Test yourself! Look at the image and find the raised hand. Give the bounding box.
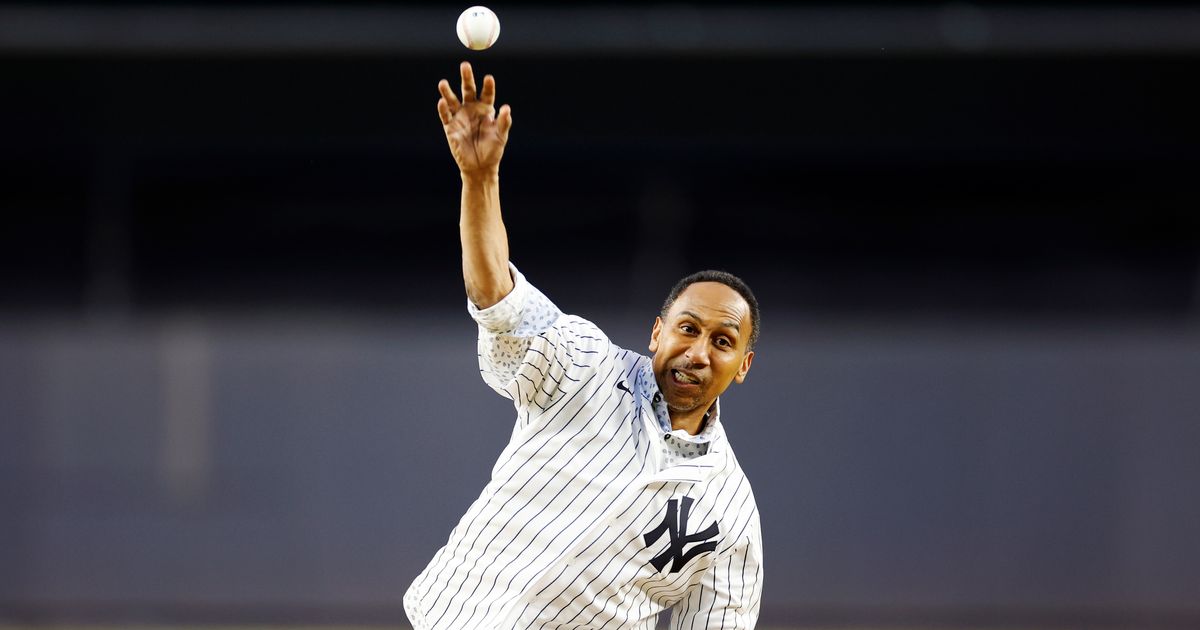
[437,61,513,177]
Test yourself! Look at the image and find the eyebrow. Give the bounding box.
[678,310,741,332]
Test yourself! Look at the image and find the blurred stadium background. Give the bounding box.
[2,1,1199,628]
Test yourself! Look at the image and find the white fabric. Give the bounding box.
[468,264,712,466]
[404,264,763,630]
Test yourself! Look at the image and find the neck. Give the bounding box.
[669,404,712,436]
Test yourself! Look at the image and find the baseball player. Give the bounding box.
[404,62,763,630]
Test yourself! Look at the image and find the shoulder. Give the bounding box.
[538,313,647,366]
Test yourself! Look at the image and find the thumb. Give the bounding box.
[496,104,513,142]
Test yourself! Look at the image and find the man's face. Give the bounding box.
[649,282,755,415]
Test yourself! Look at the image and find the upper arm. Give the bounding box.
[469,266,615,418]
[471,264,560,400]
[480,315,613,418]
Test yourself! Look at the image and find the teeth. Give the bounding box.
[673,369,699,384]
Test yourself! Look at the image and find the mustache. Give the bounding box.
[671,361,706,371]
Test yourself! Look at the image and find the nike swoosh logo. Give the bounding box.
[616,380,632,395]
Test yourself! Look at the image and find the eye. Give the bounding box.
[680,324,697,334]
[715,337,732,348]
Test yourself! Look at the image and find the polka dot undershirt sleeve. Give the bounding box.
[468,263,562,386]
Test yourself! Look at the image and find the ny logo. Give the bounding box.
[643,496,720,573]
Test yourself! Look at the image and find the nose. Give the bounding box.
[684,336,710,367]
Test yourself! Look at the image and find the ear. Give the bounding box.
[733,350,754,384]
[648,316,663,353]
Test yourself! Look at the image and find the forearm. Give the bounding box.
[460,170,513,309]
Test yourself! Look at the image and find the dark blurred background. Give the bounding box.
[2,1,1199,628]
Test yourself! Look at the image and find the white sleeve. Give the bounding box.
[670,531,763,630]
[468,261,609,412]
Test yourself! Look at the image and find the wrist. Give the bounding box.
[461,168,500,186]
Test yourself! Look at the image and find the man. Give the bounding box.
[404,62,763,630]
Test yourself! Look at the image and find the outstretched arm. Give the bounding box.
[437,61,514,309]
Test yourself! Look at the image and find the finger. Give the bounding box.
[460,61,477,102]
[437,79,460,112]
[496,104,512,142]
[437,98,452,125]
[480,74,496,106]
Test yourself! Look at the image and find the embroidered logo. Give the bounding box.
[643,496,720,573]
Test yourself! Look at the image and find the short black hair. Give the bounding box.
[660,270,761,351]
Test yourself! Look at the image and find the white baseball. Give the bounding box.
[457,6,501,51]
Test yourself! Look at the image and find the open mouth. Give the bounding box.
[671,368,701,386]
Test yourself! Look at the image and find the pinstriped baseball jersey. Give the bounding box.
[404,265,763,630]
